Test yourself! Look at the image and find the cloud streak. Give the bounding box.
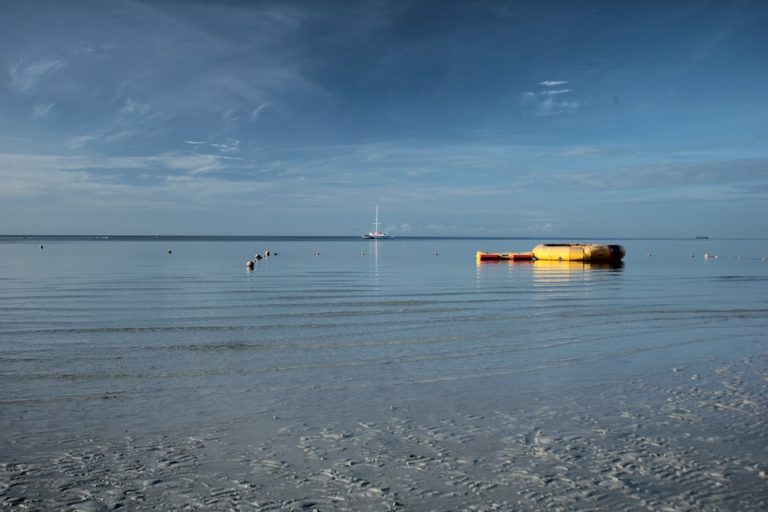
[521,81,580,115]
[8,59,67,93]
[31,103,55,119]
[250,102,271,121]
[550,158,768,193]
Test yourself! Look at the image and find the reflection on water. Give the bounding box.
[531,260,624,271]
[368,239,380,287]
[531,260,624,283]
[475,258,624,284]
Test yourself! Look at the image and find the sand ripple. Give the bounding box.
[2,357,767,510]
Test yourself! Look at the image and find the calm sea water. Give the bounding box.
[1,237,767,444]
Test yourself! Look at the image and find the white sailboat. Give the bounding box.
[362,205,393,239]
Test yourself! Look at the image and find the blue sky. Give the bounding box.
[1,0,766,237]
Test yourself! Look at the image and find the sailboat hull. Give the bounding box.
[362,205,393,239]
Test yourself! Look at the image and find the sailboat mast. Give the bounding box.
[374,205,380,233]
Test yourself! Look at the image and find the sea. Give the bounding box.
[1,236,767,510]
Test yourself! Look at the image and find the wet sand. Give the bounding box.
[2,355,766,511]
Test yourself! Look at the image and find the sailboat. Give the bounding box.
[362,205,393,239]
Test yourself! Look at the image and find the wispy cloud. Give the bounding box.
[64,98,160,149]
[66,129,137,149]
[551,158,768,193]
[561,146,612,158]
[9,59,67,93]
[523,222,560,233]
[31,103,55,119]
[521,93,581,116]
[210,139,240,154]
[183,139,241,154]
[146,153,234,175]
[2,2,327,158]
[67,134,101,149]
[521,81,581,115]
[250,102,271,121]
[0,152,276,233]
[118,98,152,118]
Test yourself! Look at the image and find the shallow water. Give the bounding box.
[1,238,767,510]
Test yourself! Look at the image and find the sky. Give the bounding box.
[1,0,767,237]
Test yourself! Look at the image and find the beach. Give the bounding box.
[1,238,767,510]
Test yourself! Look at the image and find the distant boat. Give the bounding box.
[362,205,393,239]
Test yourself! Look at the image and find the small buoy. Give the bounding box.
[254,253,262,260]
[315,252,320,256]
[246,260,255,270]
[40,244,44,250]
[265,250,270,257]
[167,249,172,254]
[435,252,439,256]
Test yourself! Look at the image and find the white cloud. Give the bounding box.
[538,97,581,115]
[0,152,275,227]
[540,80,569,87]
[250,102,271,121]
[0,152,238,192]
[115,153,234,175]
[183,139,241,154]
[31,103,55,119]
[521,84,581,115]
[550,158,768,192]
[560,146,637,158]
[524,222,559,232]
[220,107,240,123]
[67,134,101,149]
[9,59,67,93]
[118,98,152,117]
[424,224,457,233]
[67,128,137,149]
[209,139,240,154]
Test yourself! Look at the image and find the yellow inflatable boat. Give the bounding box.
[531,244,625,262]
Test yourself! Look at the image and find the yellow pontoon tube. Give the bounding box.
[531,244,625,262]
[476,251,533,262]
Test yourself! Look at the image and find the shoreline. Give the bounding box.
[3,354,766,510]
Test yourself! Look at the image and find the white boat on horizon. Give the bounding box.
[362,205,393,239]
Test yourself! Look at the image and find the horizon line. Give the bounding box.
[2,234,760,241]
